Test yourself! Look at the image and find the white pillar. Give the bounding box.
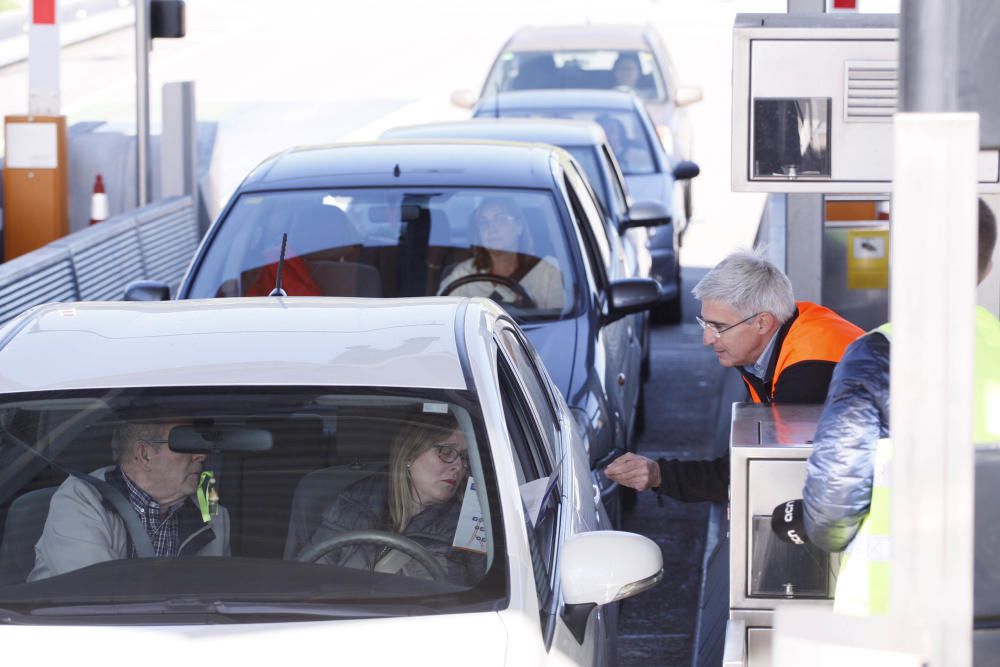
[28,0,60,115]
[890,112,979,666]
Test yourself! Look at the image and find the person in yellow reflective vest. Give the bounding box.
[770,198,999,616]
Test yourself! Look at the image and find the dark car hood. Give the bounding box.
[624,172,673,211]
[520,318,579,400]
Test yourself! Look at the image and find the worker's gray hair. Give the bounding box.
[692,249,796,323]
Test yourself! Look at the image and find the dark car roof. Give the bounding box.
[238,140,566,192]
[475,89,642,113]
[381,118,609,149]
[506,24,651,51]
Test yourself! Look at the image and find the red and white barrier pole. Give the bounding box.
[89,174,108,225]
[29,0,60,115]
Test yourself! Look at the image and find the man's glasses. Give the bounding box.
[432,444,469,468]
[696,312,761,339]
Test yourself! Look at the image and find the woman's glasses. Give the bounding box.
[476,213,518,229]
[432,444,469,469]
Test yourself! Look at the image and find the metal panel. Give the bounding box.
[0,196,196,326]
[136,198,199,284]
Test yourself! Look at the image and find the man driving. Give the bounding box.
[29,421,230,581]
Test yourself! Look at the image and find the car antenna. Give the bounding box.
[493,82,500,119]
[269,233,288,297]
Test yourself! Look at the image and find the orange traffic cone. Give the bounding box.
[89,174,109,225]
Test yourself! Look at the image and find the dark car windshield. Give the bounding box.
[0,387,504,621]
[186,188,578,321]
[481,108,657,176]
[483,49,666,102]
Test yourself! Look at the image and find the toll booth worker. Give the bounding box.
[772,199,999,615]
[605,249,863,502]
[29,421,231,582]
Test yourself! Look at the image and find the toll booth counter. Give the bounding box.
[723,403,839,667]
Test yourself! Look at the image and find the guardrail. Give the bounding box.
[0,195,198,326]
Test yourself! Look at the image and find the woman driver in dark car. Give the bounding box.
[438,196,564,310]
[300,412,484,584]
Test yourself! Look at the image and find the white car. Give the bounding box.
[0,296,661,665]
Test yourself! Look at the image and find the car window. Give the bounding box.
[561,146,609,214]
[497,355,560,633]
[600,144,630,214]
[0,388,505,620]
[484,107,657,176]
[186,188,579,322]
[482,49,666,102]
[497,326,559,470]
[564,165,613,275]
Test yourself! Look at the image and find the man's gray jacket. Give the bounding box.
[802,332,890,552]
[28,466,230,581]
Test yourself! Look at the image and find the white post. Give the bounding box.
[28,0,60,115]
[135,0,151,206]
[890,112,979,665]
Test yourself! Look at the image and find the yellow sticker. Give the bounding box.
[847,230,889,290]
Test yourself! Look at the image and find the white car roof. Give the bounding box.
[0,297,482,393]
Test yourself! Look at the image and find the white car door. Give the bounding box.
[497,324,612,666]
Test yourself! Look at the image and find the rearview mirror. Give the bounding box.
[605,278,661,324]
[451,89,477,109]
[621,199,671,230]
[169,425,273,454]
[675,84,703,107]
[673,160,700,181]
[560,531,663,643]
[124,280,171,302]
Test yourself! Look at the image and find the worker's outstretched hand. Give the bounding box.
[604,452,660,492]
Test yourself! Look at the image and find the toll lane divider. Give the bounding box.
[0,195,196,326]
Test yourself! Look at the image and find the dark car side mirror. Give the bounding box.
[621,200,671,230]
[605,278,662,324]
[124,280,171,301]
[673,160,700,181]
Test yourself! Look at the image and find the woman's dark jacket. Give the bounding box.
[302,474,483,584]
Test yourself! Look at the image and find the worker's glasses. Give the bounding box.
[432,444,470,469]
[696,313,760,339]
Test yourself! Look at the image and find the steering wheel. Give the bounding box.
[297,529,448,582]
[440,273,538,309]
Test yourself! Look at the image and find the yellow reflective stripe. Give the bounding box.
[867,486,891,535]
[869,561,891,615]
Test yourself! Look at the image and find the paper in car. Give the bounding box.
[452,478,488,555]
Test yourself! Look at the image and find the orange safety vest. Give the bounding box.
[743,301,864,403]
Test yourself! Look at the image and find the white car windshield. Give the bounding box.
[0,388,504,621]
[187,188,578,321]
[483,49,666,102]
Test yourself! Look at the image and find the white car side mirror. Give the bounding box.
[675,84,703,107]
[561,530,662,606]
[451,89,478,109]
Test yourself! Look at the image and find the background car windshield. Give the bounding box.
[484,49,665,102]
[0,388,503,619]
[496,108,656,176]
[187,188,576,320]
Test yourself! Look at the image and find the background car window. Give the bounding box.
[600,144,630,214]
[186,188,578,320]
[483,49,666,102]
[564,165,613,274]
[561,146,608,214]
[494,107,656,176]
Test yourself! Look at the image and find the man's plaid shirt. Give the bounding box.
[120,467,184,558]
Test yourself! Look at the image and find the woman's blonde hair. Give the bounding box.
[387,411,462,533]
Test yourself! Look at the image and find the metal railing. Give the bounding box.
[0,195,197,327]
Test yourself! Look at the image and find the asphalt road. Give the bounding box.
[619,266,727,667]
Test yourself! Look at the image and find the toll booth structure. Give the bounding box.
[720,10,1000,666]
